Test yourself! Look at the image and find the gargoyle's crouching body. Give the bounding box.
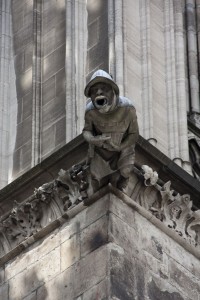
[83,70,139,192]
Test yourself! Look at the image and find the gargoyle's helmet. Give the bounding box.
[84,69,119,98]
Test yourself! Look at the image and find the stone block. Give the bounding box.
[41,125,55,158]
[55,20,66,49]
[73,244,108,297]
[37,266,74,300]
[14,51,24,76]
[31,230,60,262]
[8,268,43,300]
[23,291,36,300]
[42,93,65,130]
[8,247,60,299]
[147,278,186,300]
[87,19,99,49]
[0,267,5,285]
[61,234,80,272]
[24,43,33,72]
[42,28,56,57]
[108,212,139,257]
[12,148,21,176]
[162,236,200,279]
[109,194,137,229]
[169,259,200,300]
[22,116,32,145]
[55,116,66,146]
[55,68,65,96]
[88,41,108,72]
[12,9,24,34]
[60,194,110,244]
[82,278,109,300]
[42,76,56,106]
[81,215,109,258]
[87,0,106,24]
[43,5,57,35]
[13,25,33,55]
[109,244,141,300]
[23,0,34,30]
[43,44,65,82]
[0,283,8,300]
[21,140,32,171]
[22,92,32,120]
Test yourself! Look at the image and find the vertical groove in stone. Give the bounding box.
[140,0,154,139]
[65,0,76,142]
[0,0,14,188]
[174,0,190,165]
[186,0,200,112]
[196,0,200,100]
[164,0,179,159]
[65,0,87,142]
[74,0,87,135]
[32,0,42,166]
[114,0,124,95]
[108,0,116,78]
[108,0,125,94]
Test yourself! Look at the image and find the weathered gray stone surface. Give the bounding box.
[2,0,200,189]
[0,192,199,299]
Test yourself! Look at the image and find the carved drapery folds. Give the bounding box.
[0,163,200,258]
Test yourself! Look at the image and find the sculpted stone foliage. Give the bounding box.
[0,164,90,256]
[141,166,200,247]
[0,162,200,258]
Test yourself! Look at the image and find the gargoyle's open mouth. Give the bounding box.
[94,96,108,108]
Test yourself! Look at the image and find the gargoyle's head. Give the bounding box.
[84,70,119,113]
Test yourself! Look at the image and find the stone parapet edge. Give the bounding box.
[1,184,199,268]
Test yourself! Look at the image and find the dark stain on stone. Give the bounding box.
[90,231,106,250]
[151,236,163,255]
[148,279,184,300]
[110,250,136,300]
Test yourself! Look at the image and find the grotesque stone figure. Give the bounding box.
[83,70,139,192]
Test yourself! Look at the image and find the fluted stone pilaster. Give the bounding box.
[186,0,200,112]
[65,0,87,143]
[32,0,42,166]
[0,0,17,188]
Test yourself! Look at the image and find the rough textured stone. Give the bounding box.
[8,247,60,299]
[23,291,37,300]
[148,279,184,300]
[37,267,74,300]
[82,278,109,300]
[0,193,200,299]
[61,234,80,272]
[0,283,8,300]
[110,246,136,300]
[73,245,108,297]
[80,215,109,258]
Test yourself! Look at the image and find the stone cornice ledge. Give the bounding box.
[0,184,200,268]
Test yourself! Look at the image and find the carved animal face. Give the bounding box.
[89,82,117,113]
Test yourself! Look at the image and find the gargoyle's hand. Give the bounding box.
[108,141,121,152]
[90,136,111,147]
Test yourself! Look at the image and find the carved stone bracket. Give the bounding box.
[0,162,199,258]
[141,165,200,248]
[0,163,90,256]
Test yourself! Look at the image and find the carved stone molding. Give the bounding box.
[0,164,89,256]
[0,162,199,258]
[141,166,200,248]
